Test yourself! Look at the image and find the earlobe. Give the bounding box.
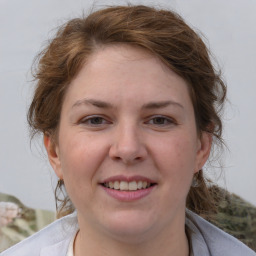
[44,134,63,179]
[195,132,212,173]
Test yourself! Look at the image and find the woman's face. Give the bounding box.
[45,45,211,241]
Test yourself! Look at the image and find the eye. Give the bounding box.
[146,115,176,127]
[80,115,111,126]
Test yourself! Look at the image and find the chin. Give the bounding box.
[101,211,156,243]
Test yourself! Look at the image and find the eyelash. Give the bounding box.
[145,115,176,127]
[79,115,111,126]
[79,115,176,128]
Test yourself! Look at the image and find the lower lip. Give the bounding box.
[101,185,155,201]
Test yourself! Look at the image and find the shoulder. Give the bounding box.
[186,210,256,256]
[0,213,78,256]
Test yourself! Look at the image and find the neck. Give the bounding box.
[74,218,189,256]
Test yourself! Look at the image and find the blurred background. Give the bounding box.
[0,0,256,211]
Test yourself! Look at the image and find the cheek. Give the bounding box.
[152,134,197,200]
[154,136,197,206]
[152,135,197,173]
[58,135,107,188]
[57,138,105,209]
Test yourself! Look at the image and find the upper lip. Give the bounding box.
[100,175,157,184]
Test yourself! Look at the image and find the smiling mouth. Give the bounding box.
[101,181,156,191]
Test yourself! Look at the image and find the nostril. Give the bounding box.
[112,156,122,161]
[109,139,147,164]
[111,155,143,165]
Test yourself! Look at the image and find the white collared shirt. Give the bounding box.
[66,231,77,256]
[1,210,255,256]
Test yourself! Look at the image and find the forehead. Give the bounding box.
[63,44,192,110]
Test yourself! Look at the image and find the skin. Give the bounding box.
[44,45,211,256]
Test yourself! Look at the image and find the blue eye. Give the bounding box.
[80,116,110,126]
[88,117,104,124]
[152,117,169,125]
[147,116,175,126]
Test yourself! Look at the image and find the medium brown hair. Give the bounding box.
[28,5,226,218]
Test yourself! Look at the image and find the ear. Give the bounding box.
[44,134,63,180]
[195,132,212,173]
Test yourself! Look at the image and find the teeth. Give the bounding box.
[114,181,120,190]
[109,181,114,189]
[120,181,128,190]
[104,181,153,191]
[128,181,137,191]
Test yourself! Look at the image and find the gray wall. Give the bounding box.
[1,0,256,210]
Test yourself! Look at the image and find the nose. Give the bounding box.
[109,123,148,165]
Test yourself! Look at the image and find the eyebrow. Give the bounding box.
[142,100,184,110]
[72,98,113,109]
[72,98,184,110]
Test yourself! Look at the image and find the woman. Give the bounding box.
[2,5,255,256]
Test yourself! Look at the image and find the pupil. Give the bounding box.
[92,117,102,124]
[155,117,164,124]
